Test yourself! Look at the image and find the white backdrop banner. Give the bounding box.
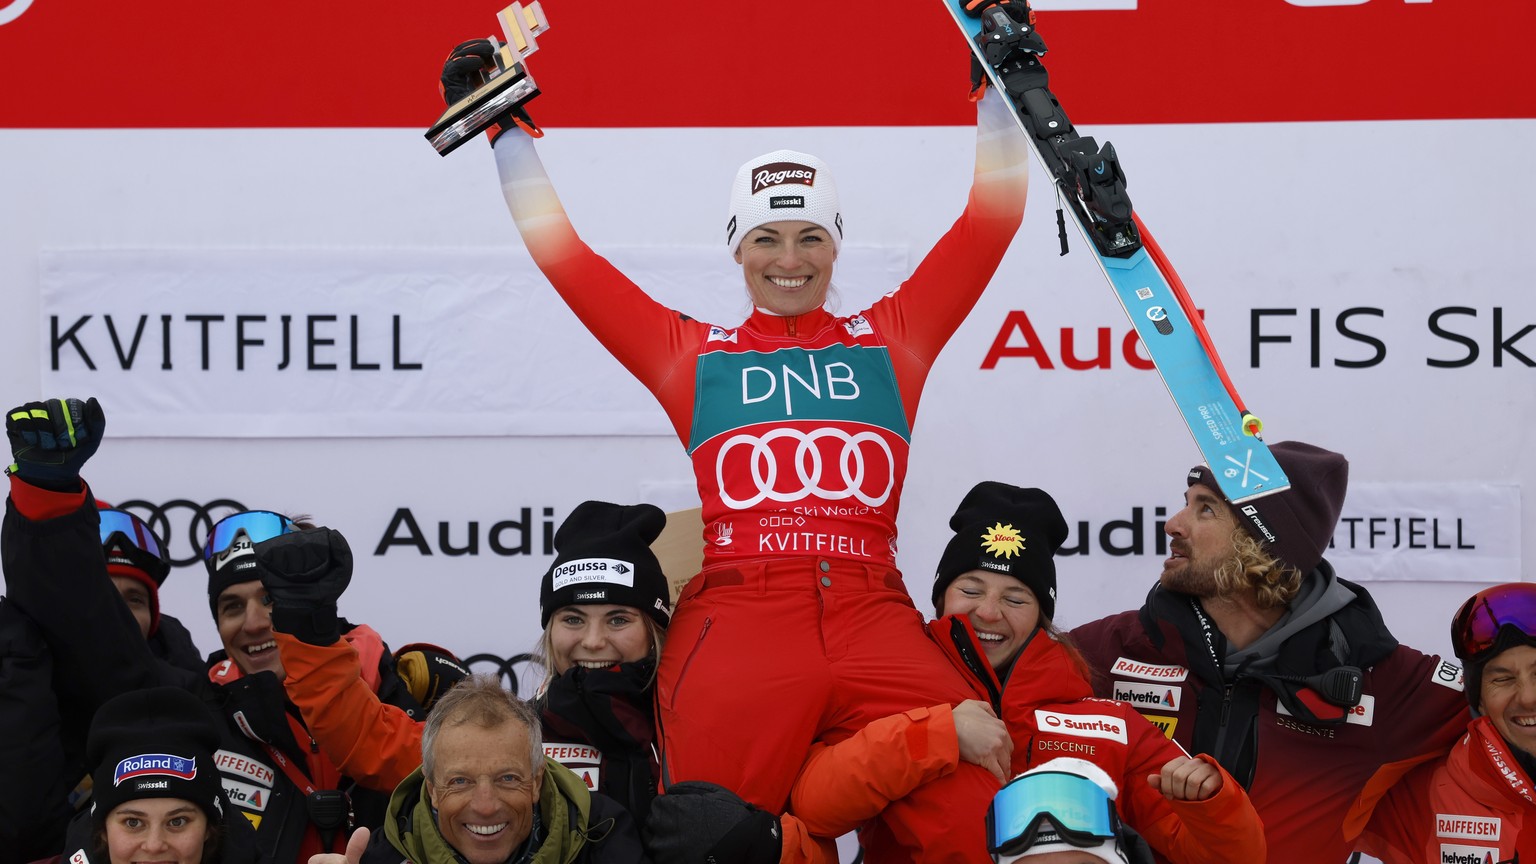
[39,246,909,438]
[1329,483,1521,583]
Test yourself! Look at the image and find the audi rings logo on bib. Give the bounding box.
[714,427,896,509]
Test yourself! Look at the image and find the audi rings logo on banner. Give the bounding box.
[715,428,895,509]
[116,499,249,568]
[462,652,546,699]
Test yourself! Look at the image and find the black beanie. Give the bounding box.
[540,501,672,629]
[205,531,263,617]
[1187,440,1348,576]
[931,483,1069,620]
[89,686,226,829]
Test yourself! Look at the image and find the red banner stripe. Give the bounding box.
[0,0,1529,128]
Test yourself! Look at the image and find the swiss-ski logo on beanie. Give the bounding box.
[751,162,816,194]
[114,754,197,786]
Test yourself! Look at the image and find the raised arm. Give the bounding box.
[866,91,1031,419]
[255,527,426,791]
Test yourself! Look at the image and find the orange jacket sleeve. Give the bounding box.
[787,703,960,839]
[776,813,839,864]
[276,631,423,791]
[1120,740,1267,864]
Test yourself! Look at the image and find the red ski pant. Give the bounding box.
[656,556,997,863]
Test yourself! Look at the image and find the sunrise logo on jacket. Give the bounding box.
[114,754,196,786]
[1035,710,1128,744]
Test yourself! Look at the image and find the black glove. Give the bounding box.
[440,39,539,144]
[644,782,781,864]
[254,527,353,646]
[5,397,105,492]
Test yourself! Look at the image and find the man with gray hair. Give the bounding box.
[313,674,646,864]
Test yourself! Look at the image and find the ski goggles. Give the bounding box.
[987,769,1120,861]
[99,508,170,581]
[202,510,296,563]
[1451,583,1536,665]
[99,508,165,560]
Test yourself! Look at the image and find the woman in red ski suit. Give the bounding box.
[789,482,1266,864]
[466,43,1031,862]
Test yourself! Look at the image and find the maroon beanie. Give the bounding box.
[1187,441,1349,575]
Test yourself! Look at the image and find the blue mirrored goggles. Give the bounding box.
[98,508,165,560]
[202,510,296,561]
[988,770,1120,860]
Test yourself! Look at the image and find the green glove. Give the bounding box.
[5,397,106,492]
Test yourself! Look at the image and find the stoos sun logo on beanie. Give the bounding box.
[979,523,1027,563]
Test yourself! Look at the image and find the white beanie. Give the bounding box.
[726,149,842,254]
[998,758,1127,864]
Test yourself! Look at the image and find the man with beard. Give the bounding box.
[1072,441,1470,862]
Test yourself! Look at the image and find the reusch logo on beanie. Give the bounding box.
[1187,441,1349,575]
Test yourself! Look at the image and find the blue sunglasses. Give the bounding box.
[202,510,296,562]
[99,508,165,559]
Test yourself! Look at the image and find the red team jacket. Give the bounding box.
[789,615,1267,863]
[1363,716,1535,863]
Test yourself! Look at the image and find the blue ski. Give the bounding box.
[940,0,1289,504]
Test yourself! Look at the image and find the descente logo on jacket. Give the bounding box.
[1035,710,1128,744]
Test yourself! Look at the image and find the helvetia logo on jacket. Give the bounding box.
[1035,710,1128,744]
[1437,844,1498,864]
[1113,680,1179,710]
[222,779,269,812]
